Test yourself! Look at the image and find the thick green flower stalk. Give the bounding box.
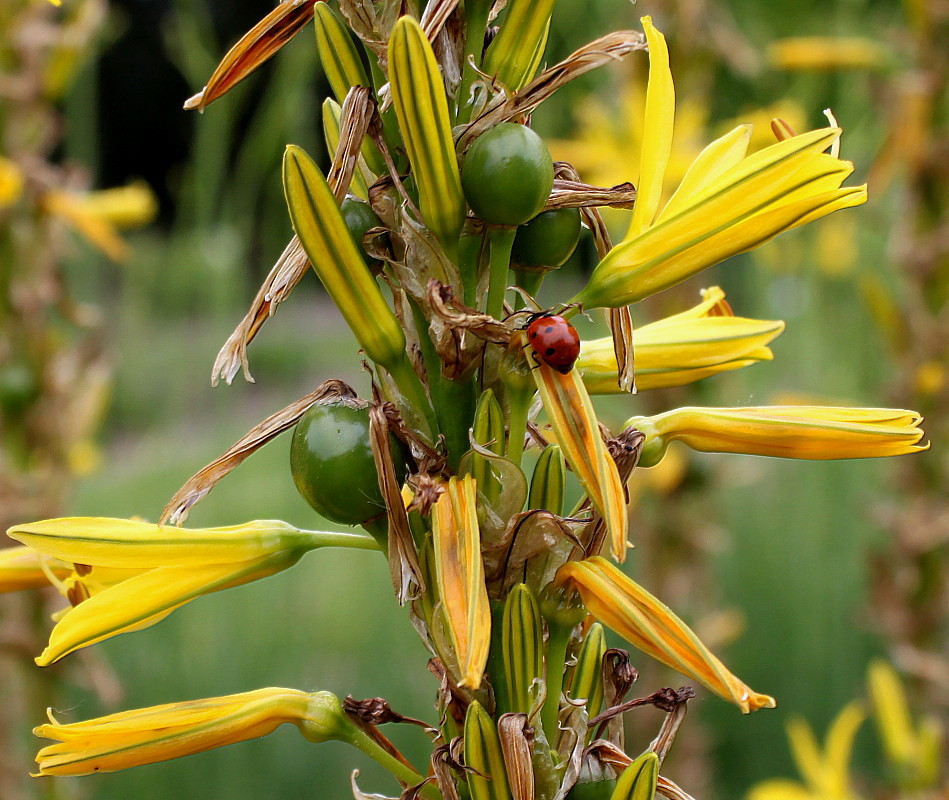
[4,4,931,799]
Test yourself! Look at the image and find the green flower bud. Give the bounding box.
[502,584,544,715]
[610,752,658,800]
[567,622,606,718]
[464,701,512,800]
[528,445,566,516]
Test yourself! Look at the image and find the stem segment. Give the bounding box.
[485,226,517,320]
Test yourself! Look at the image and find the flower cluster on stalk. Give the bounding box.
[3,2,929,798]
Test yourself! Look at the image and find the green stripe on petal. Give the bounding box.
[282,145,406,369]
[388,16,465,249]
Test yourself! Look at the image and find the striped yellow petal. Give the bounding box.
[388,16,465,248]
[464,701,513,800]
[432,476,490,689]
[626,17,674,239]
[6,517,367,568]
[282,145,406,369]
[567,621,606,716]
[0,546,69,593]
[184,0,316,111]
[557,557,776,713]
[628,406,929,465]
[611,751,658,800]
[313,3,369,103]
[658,125,751,222]
[502,584,544,714]
[36,553,304,665]
[575,127,865,309]
[530,350,628,562]
[579,313,784,394]
[34,688,319,776]
[482,0,557,91]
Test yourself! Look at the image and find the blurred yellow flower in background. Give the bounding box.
[747,702,864,800]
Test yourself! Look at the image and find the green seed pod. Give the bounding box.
[512,208,582,269]
[340,196,384,273]
[528,444,566,516]
[464,701,512,800]
[567,622,606,717]
[610,752,658,800]
[502,584,544,715]
[462,123,554,227]
[568,778,617,800]
[290,399,406,526]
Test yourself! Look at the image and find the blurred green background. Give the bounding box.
[6,0,944,798]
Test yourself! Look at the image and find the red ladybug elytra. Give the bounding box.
[526,313,580,374]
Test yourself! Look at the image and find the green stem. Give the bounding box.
[512,268,547,301]
[385,356,439,445]
[541,620,571,747]
[504,386,533,468]
[346,725,441,800]
[458,229,486,308]
[408,297,474,470]
[457,0,493,124]
[485,226,517,320]
[358,518,389,550]
[303,530,382,551]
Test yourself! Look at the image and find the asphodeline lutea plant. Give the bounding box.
[5,3,929,798]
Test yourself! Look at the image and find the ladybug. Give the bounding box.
[525,313,581,374]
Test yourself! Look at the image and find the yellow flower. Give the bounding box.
[0,157,24,208]
[556,557,775,714]
[867,660,943,790]
[747,702,864,800]
[0,546,70,593]
[627,406,929,467]
[578,287,784,393]
[572,19,867,310]
[41,181,158,263]
[768,37,891,72]
[33,688,351,776]
[6,517,378,665]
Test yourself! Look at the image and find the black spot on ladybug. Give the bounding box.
[545,347,556,356]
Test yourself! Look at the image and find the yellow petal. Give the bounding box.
[629,406,928,465]
[73,182,157,228]
[41,190,129,263]
[530,347,628,561]
[0,156,24,208]
[578,129,851,307]
[37,553,302,665]
[6,517,343,568]
[0,546,70,593]
[579,315,784,394]
[557,557,775,713]
[183,0,316,111]
[658,125,751,221]
[626,17,675,239]
[34,688,314,775]
[866,659,916,769]
[768,36,891,72]
[823,702,865,797]
[432,476,491,689]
